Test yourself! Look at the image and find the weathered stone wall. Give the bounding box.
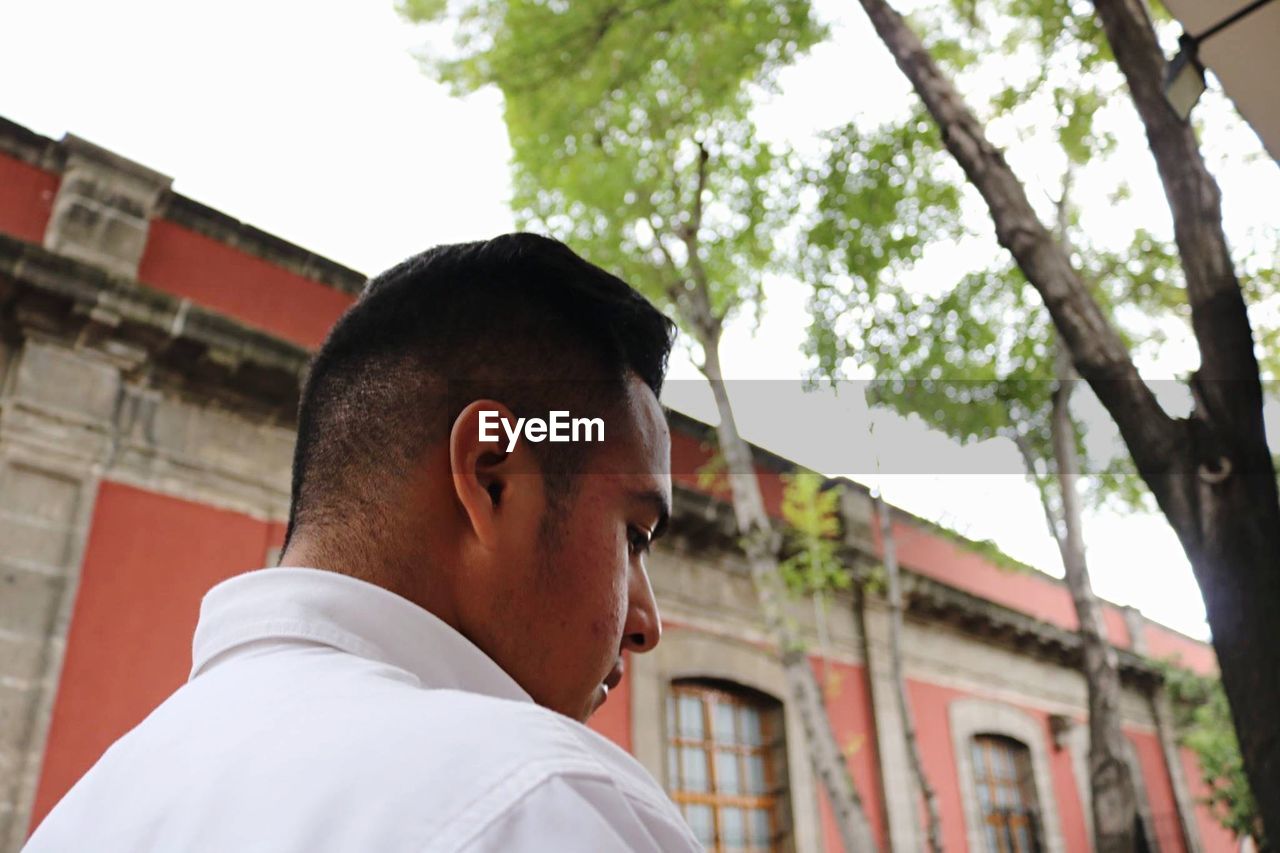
[0,312,298,851]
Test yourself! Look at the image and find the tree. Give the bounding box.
[837,0,1280,840]
[398,1,879,847]
[808,155,1171,845]
[779,470,944,852]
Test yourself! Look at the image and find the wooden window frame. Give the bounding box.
[667,682,785,852]
[971,734,1044,853]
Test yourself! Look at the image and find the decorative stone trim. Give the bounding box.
[859,597,922,852]
[43,135,172,279]
[949,697,1067,853]
[630,627,823,853]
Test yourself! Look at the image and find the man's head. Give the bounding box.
[280,233,676,721]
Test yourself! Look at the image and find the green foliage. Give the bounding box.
[777,472,851,595]
[400,0,826,336]
[802,109,965,305]
[695,447,729,494]
[1160,662,1263,845]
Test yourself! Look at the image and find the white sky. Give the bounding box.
[3,0,1277,640]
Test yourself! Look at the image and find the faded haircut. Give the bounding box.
[282,233,676,551]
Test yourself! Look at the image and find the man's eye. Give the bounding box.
[627,526,652,555]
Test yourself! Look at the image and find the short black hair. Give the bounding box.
[283,233,676,551]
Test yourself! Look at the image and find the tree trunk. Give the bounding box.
[1051,348,1139,853]
[699,335,879,852]
[1087,2,1280,843]
[849,0,1280,838]
[875,495,944,853]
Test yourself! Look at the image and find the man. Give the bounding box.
[25,234,702,852]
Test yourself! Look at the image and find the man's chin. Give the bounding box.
[584,682,609,721]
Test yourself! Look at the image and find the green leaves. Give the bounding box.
[402,0,826,337]
[803,110,963,307]
[1161,662,1264,845]
[777,472,850,595]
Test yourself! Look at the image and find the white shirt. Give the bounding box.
[25,567,701,852]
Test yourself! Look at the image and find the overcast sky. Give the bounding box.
[4,0,1277,639]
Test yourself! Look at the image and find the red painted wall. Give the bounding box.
[670,430,786,519]
[137,219,354,348]
[1128,729,1188,853]
[1045,716,1092,853]
[905,681,969,852]
[29,482,279,834]
[812,657,886,852]
[0,154,58,244]
[883,519,1135,648]
[1145,625,1218,676]
[1181,746,1241,852]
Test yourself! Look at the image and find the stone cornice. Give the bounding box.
[666,480,1164,687]
[0,233,308,420]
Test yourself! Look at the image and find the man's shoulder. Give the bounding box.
[386,692,696,851]
[385,689,665,800]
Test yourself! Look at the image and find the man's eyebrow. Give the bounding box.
[631,489,671,540]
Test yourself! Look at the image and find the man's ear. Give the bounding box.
[450,400,516,550]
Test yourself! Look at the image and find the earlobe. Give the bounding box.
[450,399,514,550]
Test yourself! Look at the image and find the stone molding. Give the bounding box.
[630,627,823,853]
[859,598,922,853]
[949,697,1067,853]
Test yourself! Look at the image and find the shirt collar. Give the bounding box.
[190,567,531,705]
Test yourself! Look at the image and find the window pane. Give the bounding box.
[685,803,714,846]
[746,753,768,794]
[976,771,991,812]
[985,823,1001,853]
[749,808,771,844]
[972,740,988,778]
[667,746,678,790]
[739,706,763,745]
[667,694,676,733]
[681,746,709,792]
[714,701,737,743]
[679,695,704,739]
[1015,823,1033,853]
[716,750,741,794]
[722,807,746,847]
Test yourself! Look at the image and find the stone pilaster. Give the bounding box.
[859,596,923,853]
[0,335,115,852]
[0,326,298,850]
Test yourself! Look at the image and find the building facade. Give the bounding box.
[0,118,1238,852]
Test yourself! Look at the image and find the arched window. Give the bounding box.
[665,681,787,852]
[971,734,1044,853]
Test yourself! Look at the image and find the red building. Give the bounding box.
[0,117,1234,852]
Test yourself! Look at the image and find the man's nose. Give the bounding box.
[621,565,661,654]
